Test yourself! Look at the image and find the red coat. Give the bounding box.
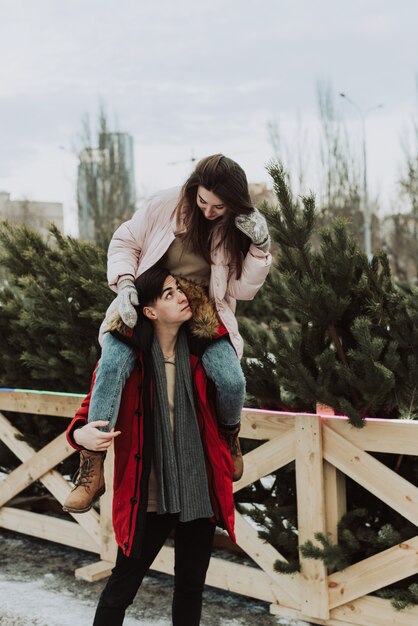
[66,351,236,557]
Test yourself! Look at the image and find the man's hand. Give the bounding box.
[115,278,139,328]
[73,421,121,452]
[235,208,270,253]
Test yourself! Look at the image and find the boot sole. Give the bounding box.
[62,486,106,514]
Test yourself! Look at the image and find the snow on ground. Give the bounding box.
[0,529,311,626]
[0,577,163,626]
[0,574,310,626]
[0,577,305,626]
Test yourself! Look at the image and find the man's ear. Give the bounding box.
[143,306,157,320]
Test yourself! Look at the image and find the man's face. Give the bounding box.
[145,275,192,326]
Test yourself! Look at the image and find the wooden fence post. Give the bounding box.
[295,414,329,620]
[324,462,346,544]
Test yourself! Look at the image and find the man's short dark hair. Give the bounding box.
[134,267,171,306]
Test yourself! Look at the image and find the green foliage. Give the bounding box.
[0,221,112,393]
[299,532,350,571]
[377,583,418,611]
[235,461,300,573]
[296,508,418,611]
[245,161,418,426]
[240,161,418,610]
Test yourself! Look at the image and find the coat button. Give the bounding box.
[130,497,138,505]
[135,408,142,416]
[124,541,128,548]
[134,453,141,460]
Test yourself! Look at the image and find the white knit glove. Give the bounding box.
[235,208,270,253]
[115,278,139,328]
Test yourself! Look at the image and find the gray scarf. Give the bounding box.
[151,328,213,522]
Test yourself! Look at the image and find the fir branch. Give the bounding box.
[273,559,300,574]
[299,532,350,571]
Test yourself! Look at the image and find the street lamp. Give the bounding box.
[339,93,383,261]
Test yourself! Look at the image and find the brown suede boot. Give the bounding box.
[222,426,244,482]
[62,450,106,513]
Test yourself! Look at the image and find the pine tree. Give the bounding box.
[242,162,418,426]
[0,221,113,472]
[0,222,112,392]
[238,162,418,608]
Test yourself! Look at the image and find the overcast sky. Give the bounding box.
[1,0,417,234]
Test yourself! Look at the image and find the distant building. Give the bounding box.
[0,192,64,238]
[77,132,136,241]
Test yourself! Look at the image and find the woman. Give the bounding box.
[64,154,271,513]
[65,267,235,626]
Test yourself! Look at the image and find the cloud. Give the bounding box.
[0,0,417,224]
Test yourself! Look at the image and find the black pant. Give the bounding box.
[93,513,215,626]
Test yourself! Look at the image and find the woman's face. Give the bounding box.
[196,186,227,221]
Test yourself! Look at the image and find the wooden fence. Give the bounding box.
[2,389,418,625]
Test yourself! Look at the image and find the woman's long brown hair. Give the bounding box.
[176,154,253,279]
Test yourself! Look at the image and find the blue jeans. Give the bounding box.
[88,334,245,429]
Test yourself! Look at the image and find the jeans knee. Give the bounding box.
[221,369,246,397]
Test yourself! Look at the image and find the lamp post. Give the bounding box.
[339,93,383,261]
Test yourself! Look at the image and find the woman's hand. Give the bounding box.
[73,421,121,452]
[235,208,270,253]
[115,278,139,328]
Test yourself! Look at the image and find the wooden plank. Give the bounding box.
[270,594,418,626]
[324,417,418,455]
[0,507,100,553]
[0,432,74,506]
[295,414,329,620]
[240,409,295,440]
[75,560,114,582]
[151,545,289,605]
[0,411,38,462]
[234,511,300,607]
[328,534,418,609]
[100,445,117,563]
[0,389,83,418]
[331,594,418,626]
[323,425,418,528]
[0,411,101,543]
[270,602,355,626]
[324,461,346,543]
[233,428,295,493]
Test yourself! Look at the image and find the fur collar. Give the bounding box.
[107,277,218,340]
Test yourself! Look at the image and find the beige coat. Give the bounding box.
[103,187,272,358]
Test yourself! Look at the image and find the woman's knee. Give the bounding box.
[202,340,245,393]
[210,359,246,397]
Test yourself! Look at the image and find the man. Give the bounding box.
[64,267,235,626]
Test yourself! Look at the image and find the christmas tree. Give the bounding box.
[0,222,111,392]
[237,162,418,607]
[0,222,111,468]
[242,162,418,425]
